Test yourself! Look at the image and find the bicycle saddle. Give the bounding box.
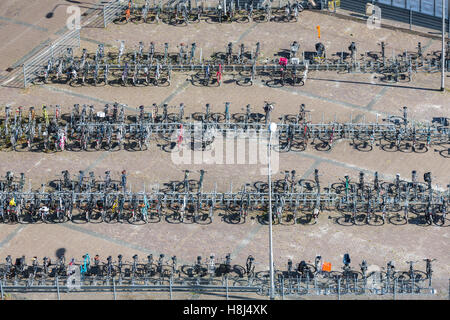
[343,253,351,266]
[298,260,307,272]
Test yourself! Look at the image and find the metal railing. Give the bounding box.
[0,274,442,300]
[103,0,128,27]
[22,29,81,88]
[17,0,124,88]
[0,166,448,226]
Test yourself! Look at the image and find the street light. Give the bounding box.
[441,0,446,91]
[268,122,277,300]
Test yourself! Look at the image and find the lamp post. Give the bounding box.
[441,0,446,91]
[268,122,277,300]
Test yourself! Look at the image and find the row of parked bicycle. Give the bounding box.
[59,40,443,68]
[118,0,312,25]
[0,252,436,288]
[1,168,448,226]
[32,38,448,87]
[1,167,444,194]
[1,104,448,155]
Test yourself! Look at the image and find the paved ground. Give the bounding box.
[0,2,448,300]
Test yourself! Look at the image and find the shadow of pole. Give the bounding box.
[308,77,441,92]
[46,1,103,19]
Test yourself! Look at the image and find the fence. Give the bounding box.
[22,29,81,88]
[0,275,443,300]
[18,0,125,88]
[103,0,128,27]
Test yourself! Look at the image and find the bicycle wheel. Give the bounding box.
[158,265,174,279]
[354,140,373,152]
[181,264,208,278]
[388,213,408,225]
[255,270,283,282]
[433,213,447,226]
[381,140,398,152]
[398,142,414,153]
[393,272,426,293]
[366,213,386,226]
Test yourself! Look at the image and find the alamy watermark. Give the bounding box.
[66,264,81,290]
[66,5,81,30]
[367,5,382,30]
[170,125,280,175]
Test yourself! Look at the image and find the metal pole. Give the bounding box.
[0,280,4,299]
[170,275,173,300]
[393,277,396,300]
[337,278,341,300]
[268,124,275,300]
[226,275,229,300]
[113,278,117,300]
[409,7,412,30]
[441,0,446,91]
[103,4,107,28]
[76,29,81,47]
[23,64,27,88]
[56,276,60,300]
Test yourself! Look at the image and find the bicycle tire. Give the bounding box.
[181,264,208,278]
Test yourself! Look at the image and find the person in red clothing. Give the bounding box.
[177,124,184,147]
[216,64,223,85]
[279,57,288,68]
[279,57,288,83]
